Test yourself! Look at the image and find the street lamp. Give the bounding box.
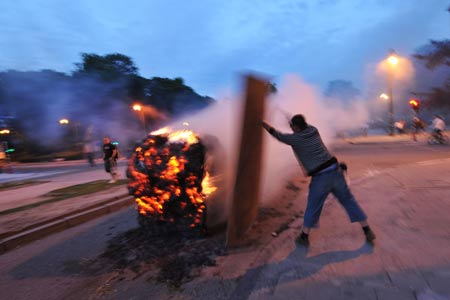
[59,118,69,125]
[132,103,146,133]
[132,104,142,112]
[379,93,389,101]
[386,50,398,136]
[59,118,80,141]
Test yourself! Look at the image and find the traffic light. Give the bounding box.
[409,98,420,111]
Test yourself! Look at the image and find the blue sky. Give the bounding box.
[1,0,449,97]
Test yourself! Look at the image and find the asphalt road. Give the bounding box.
[333,138,450,177]
[0,138,449,300]
[0,159,128,183]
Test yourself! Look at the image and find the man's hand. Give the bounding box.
[261,120,275,134]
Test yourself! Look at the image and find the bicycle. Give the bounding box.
[427,130,449,145]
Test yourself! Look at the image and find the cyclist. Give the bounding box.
[431,115,445,140]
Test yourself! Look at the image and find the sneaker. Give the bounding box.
[109,179,117,184]
[295,234,310,247]
[364,228,376,243]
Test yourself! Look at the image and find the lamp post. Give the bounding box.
[132,103,146,133]
[386,50,398,136]
[379,93,389,101]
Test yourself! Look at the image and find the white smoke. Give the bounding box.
[260,74,369,203]
[168,74,370,217]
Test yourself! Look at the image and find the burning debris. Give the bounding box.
[92,227,227,289]
[127,127,218,234]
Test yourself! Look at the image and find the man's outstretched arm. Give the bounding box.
[262,121,275,135]
[261,121,296,145]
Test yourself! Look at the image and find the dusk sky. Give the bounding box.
[1,0,449,98]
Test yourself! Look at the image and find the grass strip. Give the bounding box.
[0,180,50,191]
[0,179,128,216]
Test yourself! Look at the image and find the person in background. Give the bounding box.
[395,120,406,134]
[0,142,6,173]
[83,140,96,167]
[262,114,376,247]
[431,114,446,139]
[103,136,118,183]
[412,117,425,141]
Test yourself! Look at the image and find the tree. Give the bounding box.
[0,53,216,160]
[424,85,450,109]
[128,75,151,100]
[414,39,450,70]
[74,53,139,80]
[412,7,450,113]
[147,77,212,115]
[413,40,450,111]
[73,53,149,106]
[414,6,449,70]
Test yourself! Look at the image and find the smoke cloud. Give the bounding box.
[168,74,370,220]
[260,74,369,203]
[0,71,148,152]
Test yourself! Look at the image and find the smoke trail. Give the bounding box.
[167,74,370,220]
[260,74,370,203]
[0,71,147,152]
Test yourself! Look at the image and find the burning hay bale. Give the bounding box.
[127,127,218,235]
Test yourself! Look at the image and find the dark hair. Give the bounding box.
[290,114,307,129]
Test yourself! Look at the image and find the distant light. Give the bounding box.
[387,55,399,66]
[183,122,190,126]
[133,104,142,111]
[59,118,69,124]
[112,141,119,145]
[6,148,15,153]
[379,93,389,100]
[0,129,10,134]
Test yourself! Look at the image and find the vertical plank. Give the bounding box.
[226,75,267,248]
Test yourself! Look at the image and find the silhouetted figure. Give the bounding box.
[431,114,446,139]
[83,140,96,167]
[103,136,119,183]
[412,117,425,141]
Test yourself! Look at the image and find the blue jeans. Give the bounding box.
[303,167,367,228]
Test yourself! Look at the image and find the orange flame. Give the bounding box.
[128,127,216,230]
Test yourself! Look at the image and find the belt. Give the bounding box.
[315,162,338,175]
[308,156,338,176]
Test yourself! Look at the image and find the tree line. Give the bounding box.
[0,53,215,161]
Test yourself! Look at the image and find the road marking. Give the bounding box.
[0,171,70,183]
[416,158,450,166]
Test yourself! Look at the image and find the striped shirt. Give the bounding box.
[268,125,334,175]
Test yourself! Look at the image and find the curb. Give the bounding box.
[0,195,134,255]
[0,192,131,240]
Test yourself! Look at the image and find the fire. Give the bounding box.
[127,128,217,232]
[202,172,218,196]
[150,127,170,136]
[168,129,199,144]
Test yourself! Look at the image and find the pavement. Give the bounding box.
[1,133,450,300]
[241,157,450,300]
[177,132,450,300]
[0,160,133,254]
